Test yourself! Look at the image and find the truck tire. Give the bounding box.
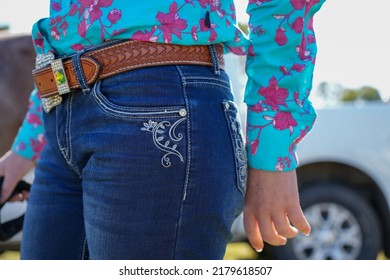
[271,182,382,259]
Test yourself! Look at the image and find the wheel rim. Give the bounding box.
[291,202,363,259]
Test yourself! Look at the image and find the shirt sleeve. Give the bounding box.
[11,89,46,162]
[244,0,325,171]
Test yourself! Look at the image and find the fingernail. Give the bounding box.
[256,248,263,253]
[303,232,310,237]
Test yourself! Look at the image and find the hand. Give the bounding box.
[0,151,35,204]
[243,168,311,252]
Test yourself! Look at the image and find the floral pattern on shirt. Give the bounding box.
[12,90,46,161]
[14,0,326,171]
[31,0,246,56]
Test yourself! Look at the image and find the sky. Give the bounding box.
[1,0,389,102]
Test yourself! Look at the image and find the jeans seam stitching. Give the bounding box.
[56,107,68,159]
[182,76,229,85]
[172,66,191,259]
[184,81,231,90]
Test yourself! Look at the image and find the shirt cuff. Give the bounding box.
[246,108,316,171]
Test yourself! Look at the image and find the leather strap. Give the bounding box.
[33,41,225,98]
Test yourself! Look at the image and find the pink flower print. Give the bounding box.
[291,17,304,33]
[227,46,246,56]
[248,45,255,57]
[280,63,305,76]
[50,26,60,40]
[78,20,88,38]
[308,34,316,44]
[290,0,306,10]
[71,44,85,51]
[275,156,292,171]
[250,139,260,155]
[258,77,288,110]
[15,142,26,152]
[249,0,272,6]
[272,112,297,134]
[33,38,44,51]
[107,9,122,24]
[185,0,195,7]
[27,113,43,128]
[90,5,103,24]
[79,0,113,8]
[291,63,305,72]
[294,127,310,145]
[280,66,289,75]
[28,101,34,109]
[294,91,303,107]
[156,2,188,43]
[131,27,158,42]
[275,28,287,46]
[112,29,126,36]
[305,0,320,16]
[80,0,114,24]
[31,134,46,161]
[249,101,265,113]
[79,0,94,8]
[60,21,69,36]
[51,1,61,12]
[297,35,312,61]
[98,0,113,6]
[69,4,78,16]
[198,0,209,8]
[199,18,217,42]
[191,25,198,41]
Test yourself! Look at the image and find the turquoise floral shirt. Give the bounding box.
[12,0,325,171]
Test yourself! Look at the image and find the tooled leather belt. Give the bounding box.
[32,40,224,113]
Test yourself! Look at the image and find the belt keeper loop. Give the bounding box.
[208,44,220,75]
[72,49,91,94]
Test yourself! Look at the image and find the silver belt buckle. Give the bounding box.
[35,54,68,113]
[42,95,63,113]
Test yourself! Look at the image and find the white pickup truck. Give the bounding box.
[232,102,390,260]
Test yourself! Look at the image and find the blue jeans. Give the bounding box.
[21,50,246,259]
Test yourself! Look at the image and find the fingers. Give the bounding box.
[245,208,309,253]
[8,190,30,203]
[272,214,299,239]
[288,206,311,236]
[0,175,19,204]
[243,211,264,252]
[257,214,287,246]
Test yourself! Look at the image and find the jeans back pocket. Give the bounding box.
[223,100,247,195]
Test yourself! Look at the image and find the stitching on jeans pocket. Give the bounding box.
[222,100,247,195]
[91,81,185,119]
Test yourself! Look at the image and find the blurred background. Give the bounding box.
[0,0,389,260]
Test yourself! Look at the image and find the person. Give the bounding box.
[0,0,325,259]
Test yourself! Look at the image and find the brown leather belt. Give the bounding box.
[33,40,225,100]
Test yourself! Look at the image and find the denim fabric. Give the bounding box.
[21,57,246,259]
